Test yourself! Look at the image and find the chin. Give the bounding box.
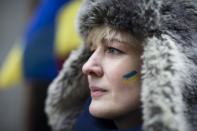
[89,101,105,118]
[89,101,118,119]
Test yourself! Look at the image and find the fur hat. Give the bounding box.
[45,0,197,131]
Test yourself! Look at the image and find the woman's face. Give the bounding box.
[82,29,142,120]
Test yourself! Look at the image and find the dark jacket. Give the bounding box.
[45,0,197,131]
[74,97,142,131]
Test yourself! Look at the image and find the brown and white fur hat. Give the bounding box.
[45,0,197,131]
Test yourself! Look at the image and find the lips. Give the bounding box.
[90,86,108,98]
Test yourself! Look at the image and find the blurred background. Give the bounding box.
[0,1,31,131]
[0,0,82,131]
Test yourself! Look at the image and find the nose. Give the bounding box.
[82,50,103,77]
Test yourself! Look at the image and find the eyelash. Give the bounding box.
[105,46,123,55]
[89,45,124,55]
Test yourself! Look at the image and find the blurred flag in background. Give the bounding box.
[0,41,23,88]
[0,0,82,88]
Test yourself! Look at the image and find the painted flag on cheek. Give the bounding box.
[123,70,139,84]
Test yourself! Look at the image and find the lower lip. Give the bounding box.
[91,90,106,98]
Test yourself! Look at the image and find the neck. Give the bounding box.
[113,109,142,129]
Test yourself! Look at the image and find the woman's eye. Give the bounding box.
[106,47,123,55]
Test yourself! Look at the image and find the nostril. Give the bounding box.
[89,67,103,77]
[87,70,96,76]
[82,62,103,77]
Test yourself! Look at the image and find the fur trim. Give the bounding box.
[45,44,90,131]
[141,34,189,131]
[76,0,162,40]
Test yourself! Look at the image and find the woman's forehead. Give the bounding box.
[86,26,141,48]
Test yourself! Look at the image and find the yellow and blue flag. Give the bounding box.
[123,71,139,84]
[0,0,82,88]
[0,42,23,88]
[23,0,72,81]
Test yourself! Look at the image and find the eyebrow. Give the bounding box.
[102,38,129,46]
[102,37,142,53]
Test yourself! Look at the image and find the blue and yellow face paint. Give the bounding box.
[123,70,139,84]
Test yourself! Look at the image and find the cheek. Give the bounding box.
[104,58,132,81]
[106,66,141,102]
[106,64,141,89]
[113,83,141,114]
[106,62,141,108]
[105,68,124,88]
